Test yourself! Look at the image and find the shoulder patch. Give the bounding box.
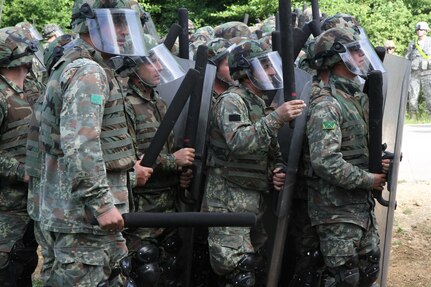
[90,94,104,105]
[229,114,241,121]
[322,121,336,130]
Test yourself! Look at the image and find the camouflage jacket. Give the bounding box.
[125,81,179,190]
[405,36,431,71]
[206,84,285,192]
[0,74,32,252]
[305,74,375,229]
[38,38,133,234]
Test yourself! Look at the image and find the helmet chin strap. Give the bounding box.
[134,71,156,88]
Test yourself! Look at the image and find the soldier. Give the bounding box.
[384,40,396,55]
[206,37,238,100]
[202,39,306,286]
[121,42,195,286]
[214,21,251,41]
[304,28,389,287]
[42,23,64,45]
[0,26,39,287]
[405,21,431,120]
[189,26,215,59]
[37,0,153,285]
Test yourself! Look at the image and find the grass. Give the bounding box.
[402,207,413,215]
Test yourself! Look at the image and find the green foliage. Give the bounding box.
[1,0,72,32]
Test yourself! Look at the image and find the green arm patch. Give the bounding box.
[90,94,104,105]
[322,121,336,130]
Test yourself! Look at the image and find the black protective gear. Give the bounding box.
[162,233,182,254]
[237,253,263,272]
[289,249,324,287]
[0,222,38,287]
[135,242,160,263]
[358,247,381,287]
[230,271,256,287]
[133,262,162,287]
[224,253,265,287]
[325,255,360,287]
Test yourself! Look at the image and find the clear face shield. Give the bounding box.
[87,8,148,56]
[245,51,283,90]
[338,39,385,77]
[142,12,160,43]
[29,27,43,41]
[356,27,386,74]
[134,43,185,86]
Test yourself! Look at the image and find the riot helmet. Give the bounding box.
[314,28,383,77]
[42,24,64,42]
[228,39,283,90]
[126,0,160,43]
[0,26,39,69]
[214,21,251,40]
[16,22,43,41]
[207,37,237,85]
[71,0,148,56]
[43,34,75,75]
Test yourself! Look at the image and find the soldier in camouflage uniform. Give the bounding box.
[37,0,153,286]
[202,39,306,286]
[0,26,39,287]
[121,42,195,286]
[42,24,64,46]
[304,28,389,287]
[189,26,215,59]
[206,37,238,100]
[405,21,431,120]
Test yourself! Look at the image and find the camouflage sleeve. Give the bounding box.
[215,93,284,153]
[60,59,115,218]
[157,154,177,171]
[0,99,26,181]
[306,97,374,190]
[405,41,414,60]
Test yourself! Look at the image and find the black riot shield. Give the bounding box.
[374,54,410,286]
[264,68,313,287]
[155,57,216,286]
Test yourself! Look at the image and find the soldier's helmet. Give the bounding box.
[228,39,283,90]
[416,21,429,32]
[0,26,39,69]
[313,28,383,76]
[43,34,75,75]
[260,15,276,37]
[214,21,251,40]
[206,37,235,66]
[71,0,149,56]
[42,24,64,41]
[321,13,361,35]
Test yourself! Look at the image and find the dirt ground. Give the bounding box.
[387,180,431,287]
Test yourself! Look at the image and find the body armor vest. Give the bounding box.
[127,83,178,189]
[40,45,135,171]
[207,86,269,191]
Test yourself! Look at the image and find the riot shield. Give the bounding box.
[264,68,313,287]
[155,57,216,287]
[374,54,410,286]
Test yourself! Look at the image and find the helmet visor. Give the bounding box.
[29,27,43,41]
[339,38,385,77]
[87,8,148,56]
[246,51,283,90]
[135,44,185,86]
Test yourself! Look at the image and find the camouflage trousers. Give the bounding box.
[408,71,431,113]
[39,229,128,287]
[315,221,380,268]
[203,173,267,276]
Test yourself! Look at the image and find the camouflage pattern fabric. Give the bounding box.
[188,19,195,35]
[203,84,285,275]
[260,15,275,37]
[41,231,127,286]
[305,74,376,229]
[316,222,379,268]
[320,13,361,33]
[214,21,251,40]
[405,36,431,114]
[38,36,132,285]
[228,39,267,81]
[189,26,215,59]
[42,24,62,40]
[123,81,179,248]
[0,27,36,68]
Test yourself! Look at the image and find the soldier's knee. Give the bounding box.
[161,234,183,286]
[225,253,264,287]
[325,255,360,287]
[358,247,380,287]
[131,242,162,287]
[289,249,324,287]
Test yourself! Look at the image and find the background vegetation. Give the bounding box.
[1,0,431,55]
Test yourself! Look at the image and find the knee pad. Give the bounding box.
[358,247,381,287]
[130,242,161,287]
[230,271,256,287]
[326,255,360,287]
[162,233,182,254]
[237,253,263,272]
[289,250,324,287]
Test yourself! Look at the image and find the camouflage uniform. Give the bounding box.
[405,32,431,115]
[38,35,133,287]
[189,26,215,59]
[304,28,382,286]
[0,26,39,287]
[123,80,181,285]
[203,40,287,281]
